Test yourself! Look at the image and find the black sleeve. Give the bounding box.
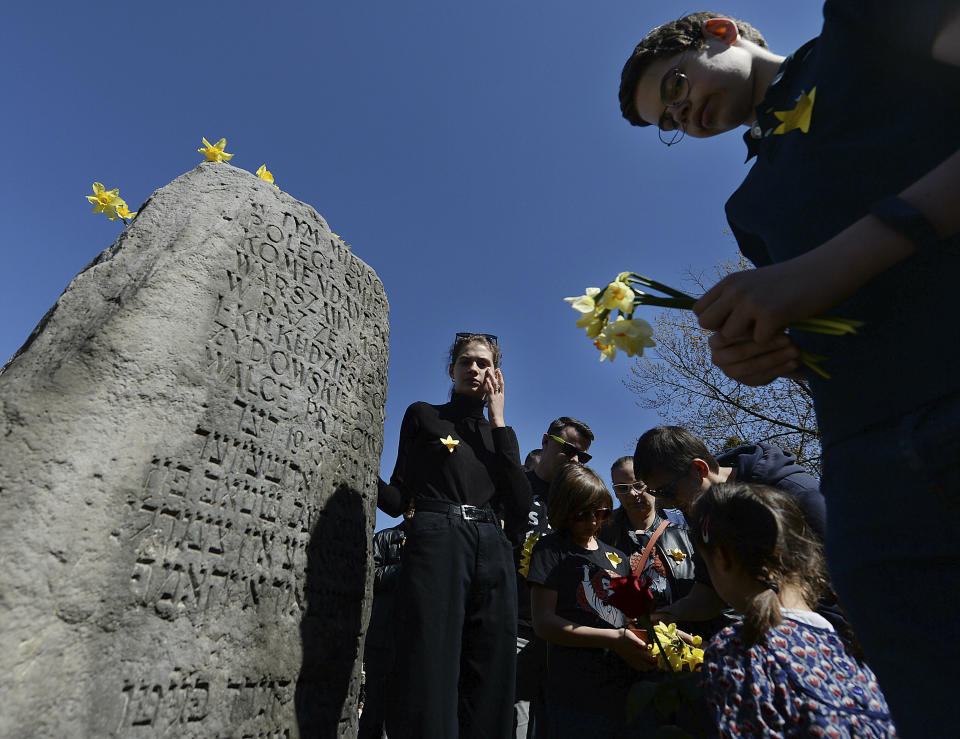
[372,528,401,594]
[490,425,533,531]
[823,0,960,59]
[779,473,828,541]
[377,404,421,517]
[526,537,562,588]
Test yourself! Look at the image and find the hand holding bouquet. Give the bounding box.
[566,272,861,378]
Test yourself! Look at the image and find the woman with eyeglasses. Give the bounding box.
[525,463,655,737]
[377,332,532,739]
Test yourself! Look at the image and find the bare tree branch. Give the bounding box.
[625,254,822,476]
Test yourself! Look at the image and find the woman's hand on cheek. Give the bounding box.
[485,368,506,427]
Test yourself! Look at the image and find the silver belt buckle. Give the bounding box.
[461,504,480,521]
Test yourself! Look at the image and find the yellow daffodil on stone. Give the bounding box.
[199,137,234,162]
[115,202,137,221]
[773,87,816,135]
[86,182,123,220]
[255,164,278,187]
[606,551,623,567]
[440,435,459,453]
[667,548,687,562]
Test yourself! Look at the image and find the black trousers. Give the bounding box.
[386,507,517,738]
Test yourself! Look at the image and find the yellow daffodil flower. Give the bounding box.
[646,622,705,672]
[565,287,602,314]
[518,532,540,577]
[606,552,622,566]
[576,313,605,339]
[86,182,123,220]
[115,202,137,221]
[601,280,635,313]
[773,87,816,135]
[255,164,277,186]
[199,137,234,162]
[667,548,687,562]
[440,435,459,453]
[593,338,617,362]
[599,316,656,357]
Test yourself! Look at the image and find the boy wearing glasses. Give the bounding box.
[618,4,959,732]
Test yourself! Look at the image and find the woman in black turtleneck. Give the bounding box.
[377,333,532,739]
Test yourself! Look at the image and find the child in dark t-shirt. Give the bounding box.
[526,463,655,736]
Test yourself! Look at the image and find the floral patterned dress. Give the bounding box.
[703,613,896,737]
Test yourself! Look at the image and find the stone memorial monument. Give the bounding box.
[0,163,389,738]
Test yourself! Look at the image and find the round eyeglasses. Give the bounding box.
[657,67,690,147]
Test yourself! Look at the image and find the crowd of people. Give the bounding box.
[362,1,958,736]
[361,333,894,738]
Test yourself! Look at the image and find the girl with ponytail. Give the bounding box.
[689,482,896,737]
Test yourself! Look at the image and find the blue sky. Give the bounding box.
[1,2,823,530]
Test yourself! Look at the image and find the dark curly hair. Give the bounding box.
[619,11,767,126]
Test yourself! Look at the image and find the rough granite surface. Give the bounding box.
[0,163,389,738]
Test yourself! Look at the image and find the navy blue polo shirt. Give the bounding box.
[725,0,960,445]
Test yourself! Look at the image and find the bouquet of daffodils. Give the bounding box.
[646,622,704,672]
[566,271,861,378]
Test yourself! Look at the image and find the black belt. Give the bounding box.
[415,499,499,524]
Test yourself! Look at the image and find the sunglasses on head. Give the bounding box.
[571,507,612,524]
[547,434,592,464]
[455,332,498,344]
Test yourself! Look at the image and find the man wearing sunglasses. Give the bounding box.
[633,426,824,539]
[511,416,593,739]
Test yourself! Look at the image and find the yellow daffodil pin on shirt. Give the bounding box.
[606,551,622,567]
[199,137,234,162]
[440,435,459,453]
[773,88,816,135]
[668,548,687,562]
